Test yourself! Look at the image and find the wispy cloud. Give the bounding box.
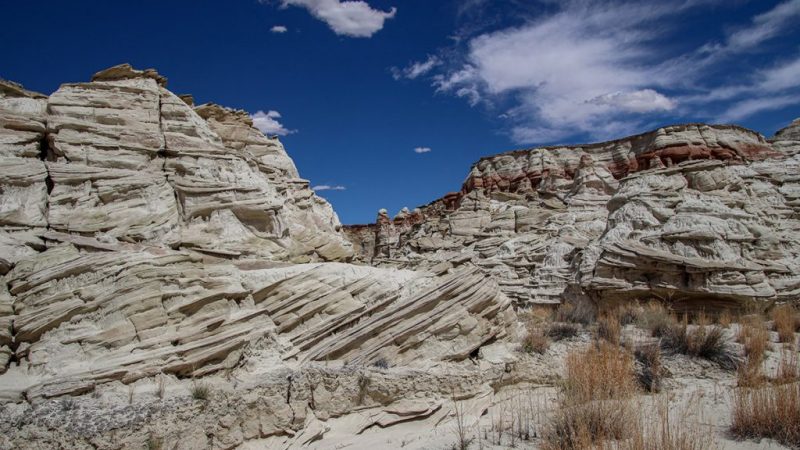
[682,53,800,121]
[432,0,689,143]
[392,56,440,80]
[410,0,800,144]
[276,0,396,38]
[726,0,800,51]
[312,184,347,191]
[587,90,676,113]
[250,110,296,136]
[271,25,288,33]
[413,146,432,154]
[718,94,800,123]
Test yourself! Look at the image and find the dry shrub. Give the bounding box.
[717,309,733,328]
[543,400,634,450]
[556,301,596,326]
[563,342,638,404]
[634,343,663,393]
[146,435,163,450]
[617,303,641,326]
[611,395,717,450]
[661,321,740,370]
[542,343,638,450]
[692,312,711,327]
[524,326,551,354]
[775,348,799,384]
[737,315,766,344]
[731,382,800,448]
[772,304,799,344]
[737,319,770,387]
[451,392,473,450]
[190,382,210,401]
[636,302,674,337]
[597,314,622,346]
[524,306,555,325]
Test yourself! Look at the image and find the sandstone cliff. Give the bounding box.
[0,66,514,449]
[345,122,800,310]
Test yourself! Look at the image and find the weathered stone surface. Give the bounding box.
[345,122,800,308]
[192,102,351,261]
[0,232,509,402]
[2,64,798,449]
[0,79,49,238]
[0,67,510,428]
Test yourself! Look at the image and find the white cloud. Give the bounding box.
[413,146,432,154]
[424,0,800,144]
[680,53,800,109]
[455,86,481,107]
[312,184,347,191]
[726,0,800,51]
[587,89,676,113]
[271,25,288,33]
[280,0,396,37]
[718,94,800,123]
[663,0,800,76]
[392,56,440,80]
[435,0,684,143]
[758,55,800,92]
[250,110,295,136]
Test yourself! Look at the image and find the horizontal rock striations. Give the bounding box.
[1,63,799,449]
[345,123,800,309]
[0,65,515,431]
[38,64,352,261]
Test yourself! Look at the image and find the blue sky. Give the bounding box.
[3,0,800,224]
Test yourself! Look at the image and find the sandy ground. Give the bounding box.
[243,324,796,450]
[1,323,796,450]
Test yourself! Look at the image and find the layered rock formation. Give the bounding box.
[345,123,800,309]
[0,66,516,448]
[2,63,799,449]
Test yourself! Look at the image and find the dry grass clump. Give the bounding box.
[612,395,717,450]
[541,342,638,450]
[540,338,718,450]
[736,315,768,345]
[146,435,163,450]
[636,302,674,338]
[524,306,556,324]
[736,318,770,387]
[731,382,800,447]
[616,303,641,326]
[562,342,638,404]
[771,304,800,344]
[544,400,634,450]
[190,382,210,401]
[634,343,663,393]
[450,392,472,450]
[524,326,551,354]
[775,348,799,384]
[597,314,622,346]
[717,309,733,328]
[555,301,596,326]
[660,320,740,370]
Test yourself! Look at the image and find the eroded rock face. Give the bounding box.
[0,66,517,450]
[35,64,352,261]
[2,63,798,449]
[346,123,800,309]
[2,233,508,403]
